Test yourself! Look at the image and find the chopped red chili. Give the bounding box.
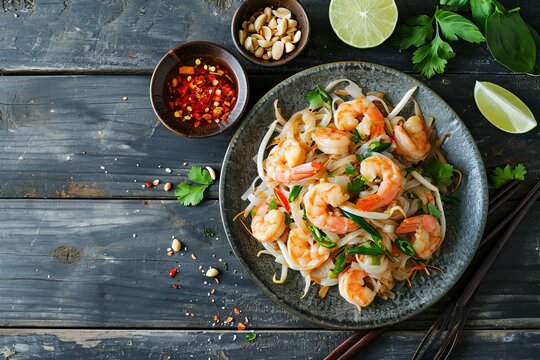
[165,57,237,128]
[168,267,177,278]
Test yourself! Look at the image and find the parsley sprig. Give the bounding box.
[174,166,214,206]
[490,164,527,189]
[391,7,485,78]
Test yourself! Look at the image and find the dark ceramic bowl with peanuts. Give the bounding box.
[150,41,249,138]
[231,0,310,67]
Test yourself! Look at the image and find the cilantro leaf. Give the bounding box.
[352,129,364,143]
[246,333,257,343]
[345,163,356,175]
[391,15,435,50]
[490,164,527,188]
[424,157,454,186]
[174,182,208,206]
[427,203,442,219]
[306,84,332,109]
[412,33,456,78]
[347,177,366,196]
[436,10,485,43]
[188,166,213,185]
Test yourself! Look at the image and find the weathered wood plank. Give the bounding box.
[0,74,538,199]
[0,0,538,74]
[0,199,538,329]
[0,329,539,359]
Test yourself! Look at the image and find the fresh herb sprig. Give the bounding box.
[306,84,332,109]
[391,6,485,78]
[490,163,527,189]
[392,0,540,77]
[174,166,214,206]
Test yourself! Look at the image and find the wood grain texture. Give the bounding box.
[0,199,538,329]
[0,0,538,74]
[0,329,539,359]
[0,74,538,199]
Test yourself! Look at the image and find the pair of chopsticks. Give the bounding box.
[325,179,539,360]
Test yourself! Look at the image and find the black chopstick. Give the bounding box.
[324,330,369,360]
[325,180,524,360]
[412,179,540,360]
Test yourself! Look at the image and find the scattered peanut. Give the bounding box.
[239,6,301,61]
[172,239,181,252]
[152,179,160,186]
[205,267,219,277]
[165,167,172,173]
[164,182,173,191]
[205,166,216,181]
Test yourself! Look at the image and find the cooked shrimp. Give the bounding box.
[393,115,431,162]
[395,214,442,259]
[251,201,287,242]
[287,228,331,270]
[266,138,323,183]
[334,97,385,138]
[311,127,351,155]
[304,183,358,234]
[338,268,376,309]
[356,154,403,211]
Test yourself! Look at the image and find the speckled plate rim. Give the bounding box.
[219,61,488,329]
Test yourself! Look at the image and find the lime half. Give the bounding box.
[329,0,398,49]
[474,81,537,134]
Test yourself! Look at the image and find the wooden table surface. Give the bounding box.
[0,0,539,359]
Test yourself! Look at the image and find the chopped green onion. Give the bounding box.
[268,198,278,210]
[427,203,442,219]
[368,141,392,153]
[288,185,302,202]
[317,85,332,104]
[396,236,415,256]
[307,223,336,249]
[341,209,382,243]
[346,243,386,256]
[250,208,256,217]
[352,129,365,143]
[246,333,257,342]
[329,251,348,278]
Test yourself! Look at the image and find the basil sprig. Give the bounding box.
[307,224,336,249]
[396,236,416,256]
[288,186,302,203]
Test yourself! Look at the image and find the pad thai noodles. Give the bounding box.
[237,79,459,311]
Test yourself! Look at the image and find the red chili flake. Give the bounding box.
[168,267,177,278]
[233,308,241,315]
[172,284,179,289]
[145,182,153,188]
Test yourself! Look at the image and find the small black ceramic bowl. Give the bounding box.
[231,0,310,67]
[150,41,249,138]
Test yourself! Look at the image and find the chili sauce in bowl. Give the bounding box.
[151,41,249,138]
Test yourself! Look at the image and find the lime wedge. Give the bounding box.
[329,0,398,49]
[474,81,537,134]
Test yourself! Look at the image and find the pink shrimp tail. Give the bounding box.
[396,215,438,234]
[356,194,384,211]
[365,107,385,139]
[290,161,324,181]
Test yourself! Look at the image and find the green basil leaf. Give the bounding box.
[486,12,536,73]
[440,0,470,9]
[390,15,435,50]
[528,25,540,74]
[470,0,494,33]
[435,10,485,43]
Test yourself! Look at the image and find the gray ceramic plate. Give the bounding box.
[219,62,488,329]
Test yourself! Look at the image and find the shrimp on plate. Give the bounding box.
[396,214,442,259]
[334,97,386,138]
[356,153,403,211]
[251,201,287,242]
[287,228,331,270]
[266,138,323,183]
[304,183,358,234]
[393,115,431,162]
[311,127,351,155]
[338,268,377,309]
